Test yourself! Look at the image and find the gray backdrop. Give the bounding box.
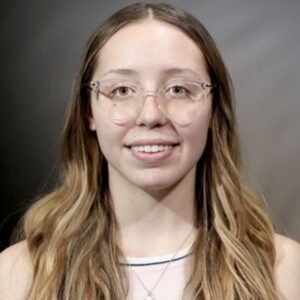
[0,0,299,250]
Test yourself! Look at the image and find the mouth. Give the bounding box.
[124,142,179,161]
[128,144,178,153]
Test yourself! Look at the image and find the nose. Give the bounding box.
[135,93,168,127]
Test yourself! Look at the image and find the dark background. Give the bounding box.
[1,0,299,252]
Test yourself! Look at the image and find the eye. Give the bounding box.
[107,83,139,100]
[112,86,132,97]
[166,84,191,99]
[170,85,187,95]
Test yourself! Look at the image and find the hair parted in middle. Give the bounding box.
[19,3,277,299]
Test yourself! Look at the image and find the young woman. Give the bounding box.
[0,3,299,300]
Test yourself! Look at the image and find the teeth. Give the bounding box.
[131,145,173,153]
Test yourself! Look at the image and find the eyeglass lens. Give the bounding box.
[90,79,209,126]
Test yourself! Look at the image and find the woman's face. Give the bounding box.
[89,20,212,192]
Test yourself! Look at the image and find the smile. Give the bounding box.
[131,144,173,153]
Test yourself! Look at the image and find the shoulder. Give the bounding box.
[0,240,33,300]
[274,233,300,300]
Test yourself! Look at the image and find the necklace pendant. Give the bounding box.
[145,293,154,300]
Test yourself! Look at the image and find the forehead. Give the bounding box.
[95,20,209,81]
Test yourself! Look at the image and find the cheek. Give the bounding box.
[95,127,122,171]
[185,100,212,157]
[90,104,118,151]
[92,114,126,163]
[96,122,120,151]
[189,125,209,157]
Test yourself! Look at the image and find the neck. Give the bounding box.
[108,165,198,257]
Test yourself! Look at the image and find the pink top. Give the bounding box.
[120,247,191,300]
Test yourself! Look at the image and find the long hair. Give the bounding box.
[16,3,277,299]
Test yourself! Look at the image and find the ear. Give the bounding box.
[88,116,96,131]
[87,103,96,131]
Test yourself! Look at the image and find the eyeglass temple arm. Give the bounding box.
[88,81,111,100]
[202,82,217,89]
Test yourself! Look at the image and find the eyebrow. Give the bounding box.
[162,68,201,77]
[101,67,201,78]
[102,69,138,77]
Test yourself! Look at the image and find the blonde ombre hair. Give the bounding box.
[15,3,277,299]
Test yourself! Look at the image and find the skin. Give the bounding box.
[0,20,299,300]
[89,20,212,256]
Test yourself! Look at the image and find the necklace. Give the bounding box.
[123,228,194,300]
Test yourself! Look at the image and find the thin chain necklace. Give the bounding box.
[123,228,194,300]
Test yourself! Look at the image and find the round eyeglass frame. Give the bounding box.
[88,79,216,126]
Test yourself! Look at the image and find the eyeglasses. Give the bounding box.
[88,78,216,126]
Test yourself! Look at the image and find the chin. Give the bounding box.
[129,173,182,194]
